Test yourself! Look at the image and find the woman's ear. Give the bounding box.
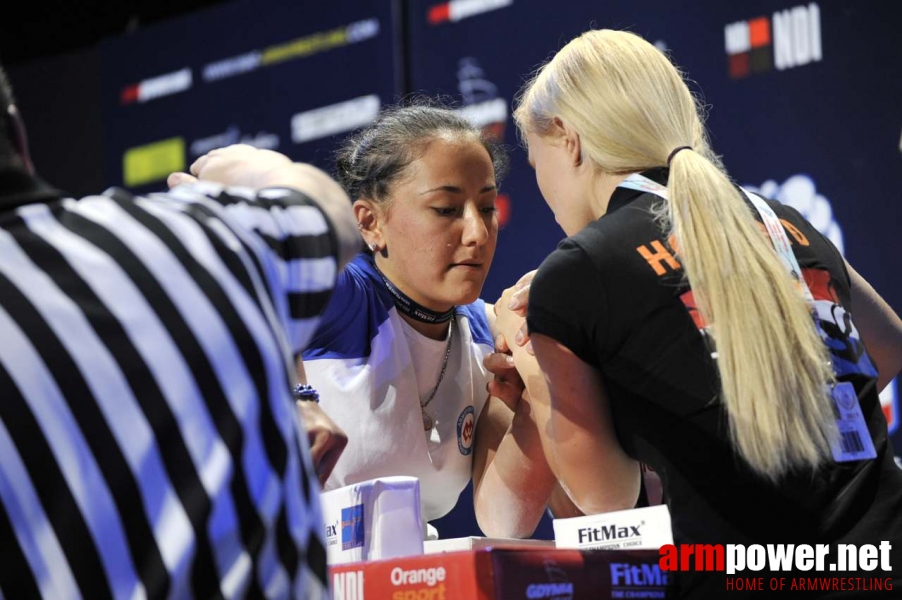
[563,125,583,168]
[552,117,583,168]
[353,199,385,252]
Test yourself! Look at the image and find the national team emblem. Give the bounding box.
[457,405,475,455]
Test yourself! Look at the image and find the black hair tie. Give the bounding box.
[667,146,692,166]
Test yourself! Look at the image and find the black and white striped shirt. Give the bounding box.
[0,174,338,600]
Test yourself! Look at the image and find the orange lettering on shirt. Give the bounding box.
[637,240,681,276]
[780,219,810,246]
[756,218,809,247]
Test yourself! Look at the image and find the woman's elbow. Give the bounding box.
[476,515,539,540]
[474,497,541,539]
[563,470,641,516]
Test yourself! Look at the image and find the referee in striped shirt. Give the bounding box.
[0,68,360,599]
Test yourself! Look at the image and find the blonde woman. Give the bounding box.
[496,29,902,597]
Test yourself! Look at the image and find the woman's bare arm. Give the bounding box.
[472,302,558,538]
[847,262,902,391]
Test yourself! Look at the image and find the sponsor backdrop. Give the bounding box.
[100,0,397,195]
[6,0,902,541]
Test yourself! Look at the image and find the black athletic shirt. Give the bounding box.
[528,168,902,597]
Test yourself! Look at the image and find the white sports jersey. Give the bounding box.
[303,254,493,522]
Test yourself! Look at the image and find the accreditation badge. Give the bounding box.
[829,381,878,463]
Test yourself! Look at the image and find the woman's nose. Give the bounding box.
[461,207,489,246]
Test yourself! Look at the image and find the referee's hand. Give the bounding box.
[296,401,348,487]
[189,144,293,188]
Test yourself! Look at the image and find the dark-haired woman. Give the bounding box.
[302,105,559,538]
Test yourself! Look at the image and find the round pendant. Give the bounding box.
[422,413,433,431]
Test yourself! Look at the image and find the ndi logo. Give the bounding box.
[333,570,364,600]
[341,504,364,551]
[725,3,822,78]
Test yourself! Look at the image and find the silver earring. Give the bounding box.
[368,242,378,252]
[357,222,364,231]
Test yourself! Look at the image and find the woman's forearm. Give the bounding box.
[473,395,557,538]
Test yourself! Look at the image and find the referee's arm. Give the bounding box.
[174,144,359,271]
[244,160,359,272]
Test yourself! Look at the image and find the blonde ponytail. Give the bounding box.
[668,150,835,478]
[515,29,836,479]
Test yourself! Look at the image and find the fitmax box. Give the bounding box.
[554,504,674,551]
[321,476,424,565]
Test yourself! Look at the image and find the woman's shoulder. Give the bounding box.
[538,232,600,280]
[345,252,378,280]
[580,194,662,246]
[302,253,393,359]
[530,234,613,318]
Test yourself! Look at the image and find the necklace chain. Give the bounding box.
[420,318,454,431]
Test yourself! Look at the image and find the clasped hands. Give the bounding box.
[483,270,536,410]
